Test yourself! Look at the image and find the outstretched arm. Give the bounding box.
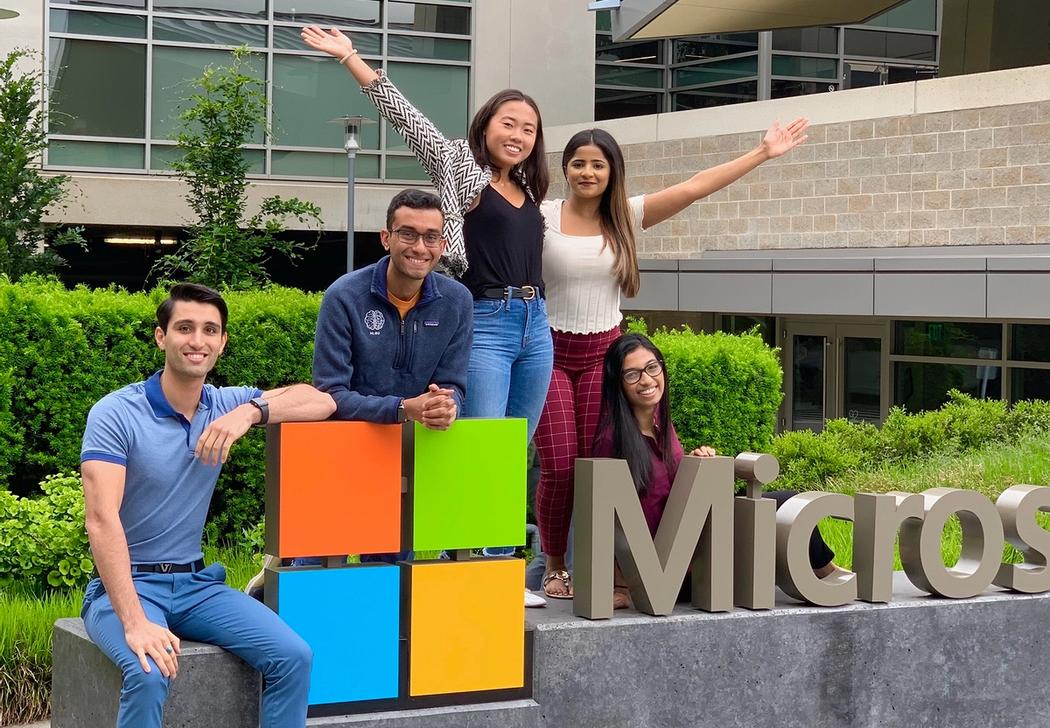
[301,25,449,182]
[642,118,809,229]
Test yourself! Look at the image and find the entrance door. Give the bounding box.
[783,322,887,432]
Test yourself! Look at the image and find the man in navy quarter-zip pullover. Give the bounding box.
[246,190,472,596]
[313,188,473,427]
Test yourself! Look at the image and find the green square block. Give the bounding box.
[411,418,526,552]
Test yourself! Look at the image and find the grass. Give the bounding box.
[814,435,1050,569]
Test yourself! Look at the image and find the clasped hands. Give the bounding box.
[403,383,457,430]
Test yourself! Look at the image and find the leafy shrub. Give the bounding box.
[0,277,321,537]
[629,324,782,456]
[0,473,91,591]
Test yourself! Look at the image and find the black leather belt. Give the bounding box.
[131,559,206,574]
[480,285,538,301]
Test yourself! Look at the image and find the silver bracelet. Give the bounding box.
[338,49,359,64]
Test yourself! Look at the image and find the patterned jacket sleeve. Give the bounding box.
[361,71,448,184]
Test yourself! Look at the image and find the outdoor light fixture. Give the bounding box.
[0,9,20,19]
[330,114,375,273]
[104,234,177,246]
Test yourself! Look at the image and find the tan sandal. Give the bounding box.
[613,583,631,610]
[542,569,574,599]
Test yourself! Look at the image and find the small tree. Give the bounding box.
[155,47,321,290]
[0,49,83,280]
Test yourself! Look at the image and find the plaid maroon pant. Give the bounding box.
[534,326,621,557]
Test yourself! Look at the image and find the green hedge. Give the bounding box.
[0,277,321,537]
[627,320,783,455]
[770,391,1050,490]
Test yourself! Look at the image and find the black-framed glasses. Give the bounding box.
[622,360,663,384]
[390,227,445,248]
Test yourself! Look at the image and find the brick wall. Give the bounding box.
[546,100,1050,258]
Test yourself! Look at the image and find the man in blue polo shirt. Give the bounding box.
[80,282,336,728]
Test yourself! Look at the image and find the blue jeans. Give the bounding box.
[465,296,554,557]
[82,563,311,728]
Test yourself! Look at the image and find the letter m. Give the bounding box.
[572,456,734,619]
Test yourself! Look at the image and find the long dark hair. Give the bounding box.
[562,129,640,297]
[594,334,674,496]
[467,89,549,202]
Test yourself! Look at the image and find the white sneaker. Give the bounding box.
[525,588,547,608]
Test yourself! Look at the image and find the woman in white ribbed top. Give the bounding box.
[534,123,809,599]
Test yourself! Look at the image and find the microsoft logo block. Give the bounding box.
[262,419,528,712]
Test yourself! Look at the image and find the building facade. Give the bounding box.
[2,0,1049,430]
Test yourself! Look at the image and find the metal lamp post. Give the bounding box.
[331,115,374,273]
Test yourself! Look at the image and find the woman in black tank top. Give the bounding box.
[304,26,555,607]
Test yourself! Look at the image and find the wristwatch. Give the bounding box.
[248,397,269,426]
[397,399,409,423]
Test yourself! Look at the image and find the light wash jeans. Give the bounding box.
[465,295,554,557]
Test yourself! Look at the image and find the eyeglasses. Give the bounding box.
[622,360,663,384]
[390,227,445,248]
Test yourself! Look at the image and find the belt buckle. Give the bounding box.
[521,285,536,301]
[159,562,173,573]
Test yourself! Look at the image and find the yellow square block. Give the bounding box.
[408,559,525,696]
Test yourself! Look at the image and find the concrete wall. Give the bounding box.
[546,64,1050,258]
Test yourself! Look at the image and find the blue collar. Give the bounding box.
[371,256,441,307]
[144,370,211,420]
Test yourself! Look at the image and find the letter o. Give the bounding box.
[899,487,1004,598]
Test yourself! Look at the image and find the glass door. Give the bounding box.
[784,322,887,432]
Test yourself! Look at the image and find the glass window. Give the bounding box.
[271,150,378,178]
[673,56,757,87]
[150,144,264,174]
[772,27,837,54]
[273,0,380,26]
[595,89,662,120]
[273,26,381,54]
[894,321,1001,360]
[843,337,882,425]
[674,81,757,110]
[385,155,430,181]
[153,18,267,47]
[597,38,663,64]
[50,9,146,39]
[271,54,380,149]
[387,35,470,61]
[720,315,775,348]
[1011,324,1050,363]
[772,56,838,79]
[388,3,471,35]
[384,62,468,150]
[49,39,146,137]
[48,140,144,168]
[59,0,144,7]
[863,0,937,31]
[772,79,837,98]
[894,362,1001,412]
[596,65,663,88]
[151,47,266,142]
[153,0,266,18]
[1011,369,1050,403]
[595,10,612,33]
[673,36,757,63]
[844,29,936,61]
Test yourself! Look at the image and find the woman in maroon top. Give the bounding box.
[592,333,838,609]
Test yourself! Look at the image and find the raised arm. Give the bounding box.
[641,118,809,229]
[301,25,450,182]
[83,460,181,678]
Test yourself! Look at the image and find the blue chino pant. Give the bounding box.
[82,563,311,728]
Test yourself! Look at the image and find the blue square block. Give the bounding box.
[272,565,400,705]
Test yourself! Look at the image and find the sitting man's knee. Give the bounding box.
[122,663,170,703]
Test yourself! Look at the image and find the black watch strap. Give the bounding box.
[397,399,408,423]
[248,397,269,426]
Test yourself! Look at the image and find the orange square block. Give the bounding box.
[265,421,401,558]
[408,559,525,696]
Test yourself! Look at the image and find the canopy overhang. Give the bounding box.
[610,0,909,40]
